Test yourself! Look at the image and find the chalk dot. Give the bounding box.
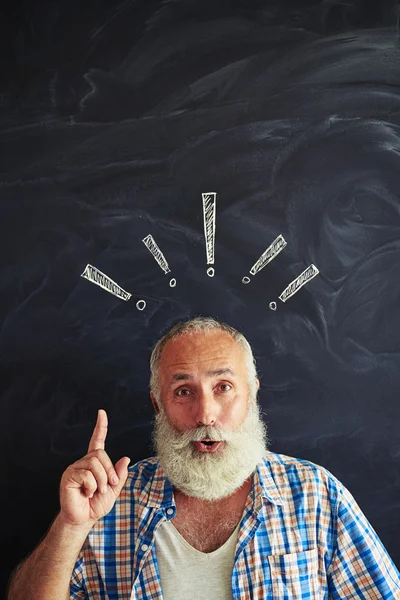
[269,302,277,311]
[169,278,177,287]
[242,277,251,284]
[207,267,215,277]
[136,300,146,311]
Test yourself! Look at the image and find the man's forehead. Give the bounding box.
[170,367,236,382]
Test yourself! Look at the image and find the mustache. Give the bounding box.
[181,426,228,442]
[155,417,235,450]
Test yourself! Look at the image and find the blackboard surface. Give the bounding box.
[3,0,400,595]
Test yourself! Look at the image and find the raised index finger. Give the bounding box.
[88,409,108,452]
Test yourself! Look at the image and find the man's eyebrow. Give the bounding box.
[170,373,194,383]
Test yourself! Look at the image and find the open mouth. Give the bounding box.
[193,440,223,453]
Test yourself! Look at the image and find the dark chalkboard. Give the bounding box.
[3,0,400,595]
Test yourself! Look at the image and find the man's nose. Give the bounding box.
[195,388,219,427]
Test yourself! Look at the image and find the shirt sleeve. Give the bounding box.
[327,484,400,599]
[70,556,87,599]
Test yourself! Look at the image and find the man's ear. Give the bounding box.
[255,378,260,391]
[150,391,160,414]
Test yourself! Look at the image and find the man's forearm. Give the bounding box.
[7,513,92,600]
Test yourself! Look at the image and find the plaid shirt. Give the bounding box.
[70,452,400,599]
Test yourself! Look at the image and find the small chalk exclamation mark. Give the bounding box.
[142,234,177,287]
[202,192,217,277]
[242,235,287,284]
[269,264,320,310]
[81,264,132,300]
[81,264,147,310]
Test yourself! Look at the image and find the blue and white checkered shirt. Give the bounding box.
[70,451,400,599]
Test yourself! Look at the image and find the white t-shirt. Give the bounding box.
[155,520,240,599]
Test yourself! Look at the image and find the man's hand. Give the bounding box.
[59,409,130,528]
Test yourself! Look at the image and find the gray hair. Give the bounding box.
[150,316,258,402]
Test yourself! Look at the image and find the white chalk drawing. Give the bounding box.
[142,234,170,273]
[142,234,176,287]
[81,194,319,316]
[242,235,287,284]
[136,300,146,311]
[81,264,132,301]
[278,264,320,303]
[202,192,217,277]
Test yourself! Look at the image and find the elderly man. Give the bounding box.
[7,317,400,599]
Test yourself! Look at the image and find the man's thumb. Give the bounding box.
[114,456,131,490]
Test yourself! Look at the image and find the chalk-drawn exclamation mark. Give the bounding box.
[142,234,177,287]
[269,264,319,310]
[242,235,287,284]
[202,192,217,277]
[81,264,147,310]
[81,264,132,300]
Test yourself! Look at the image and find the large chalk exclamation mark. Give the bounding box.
[142,234,177,287]
[242,235,287,284]
[269,264,320,310]
[202,192,217,277]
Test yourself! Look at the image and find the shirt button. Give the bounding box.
[167,508,174,515]
[141,544,149,551]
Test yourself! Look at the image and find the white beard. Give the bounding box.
[152,398,268,501]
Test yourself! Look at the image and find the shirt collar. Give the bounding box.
[142,460,175,510]
[253,453,285,509]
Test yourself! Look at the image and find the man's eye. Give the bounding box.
[176,388,191,396]
[218,383,232,392]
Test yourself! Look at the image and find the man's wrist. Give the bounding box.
[51,512,94,542]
